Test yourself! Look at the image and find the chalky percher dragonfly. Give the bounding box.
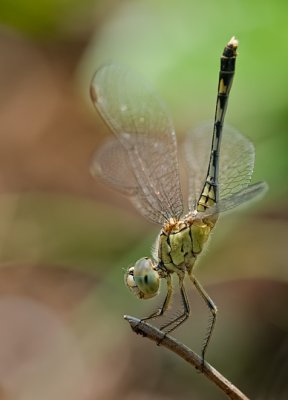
[90,37,267,360]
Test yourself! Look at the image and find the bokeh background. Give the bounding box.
[0,1,287,399]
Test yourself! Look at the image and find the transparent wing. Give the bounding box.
[219,126,255,198]
[194,181,268,219]
[90,64,184,224]
[91,138,137,196]
[182,124,211,210]
[91,138,168,224]
[183,123,255,210]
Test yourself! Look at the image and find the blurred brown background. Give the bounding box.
[0,1,287,399]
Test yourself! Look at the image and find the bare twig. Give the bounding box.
[124,315,249,400]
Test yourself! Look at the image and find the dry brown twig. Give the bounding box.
[124,315,249,400]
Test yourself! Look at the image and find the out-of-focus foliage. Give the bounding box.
[0,0,95,37]
[0,0,287,399]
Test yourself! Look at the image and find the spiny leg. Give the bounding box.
[159,274,190,333]
[140,274,172,322]
[189,273,217,363]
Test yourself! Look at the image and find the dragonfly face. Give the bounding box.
[125,257,160,299]
[90,37,267,361]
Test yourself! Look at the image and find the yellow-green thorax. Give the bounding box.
[158,215,216,275]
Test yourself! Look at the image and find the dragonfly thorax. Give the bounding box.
[158,215,214,275]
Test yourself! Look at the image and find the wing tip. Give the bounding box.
[252,180,269,195]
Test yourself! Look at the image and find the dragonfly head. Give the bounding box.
[125,257,160,299]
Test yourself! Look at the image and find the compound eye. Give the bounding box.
[124,258,160,299]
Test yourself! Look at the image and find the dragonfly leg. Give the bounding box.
[159,274,190,333]
[189,273,217,363]
[141,274,173,322]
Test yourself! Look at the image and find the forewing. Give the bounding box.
[90,64,184,223]
[184,124,255,210]
[91,138,166,223]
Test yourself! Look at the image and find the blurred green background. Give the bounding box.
[0,1,287,399]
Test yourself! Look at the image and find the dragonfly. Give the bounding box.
[90,37,267,361]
